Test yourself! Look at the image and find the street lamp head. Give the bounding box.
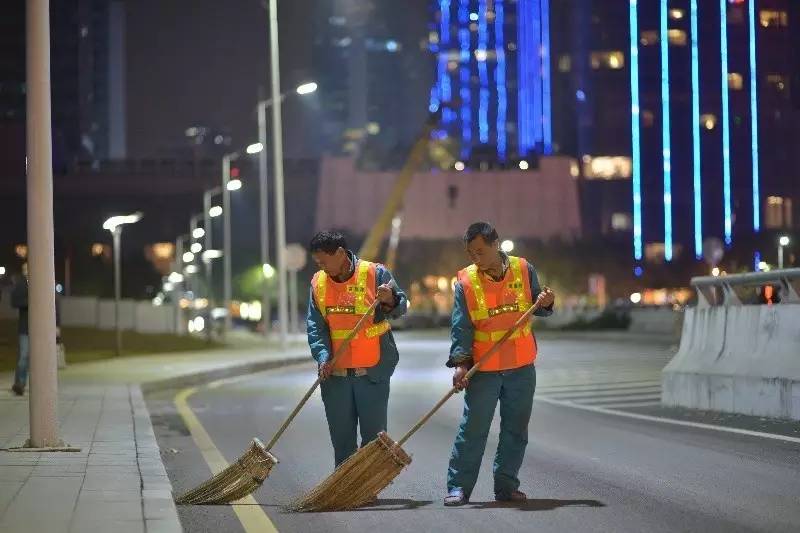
[227,179,242,191]
[500,239,515,253]
[182,251,195,263]
[246,142,264,155]
[192,227,205,239]
[779,235,790,247]
[296,81,318,95]
[209,205,223,218]
[202,249,223,261]
[103,212,143,232]
[190,242,202,254]
[262,263,276,279]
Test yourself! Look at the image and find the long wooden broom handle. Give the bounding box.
[264,300,380,450]
[396,294,545,446]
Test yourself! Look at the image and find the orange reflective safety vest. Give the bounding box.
[458,255,537,372]
[311,260,391,369]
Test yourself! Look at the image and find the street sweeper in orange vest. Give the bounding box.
[444,221,555,506]
[307,230,408,467]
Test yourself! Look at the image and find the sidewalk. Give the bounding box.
[0,338,308,533]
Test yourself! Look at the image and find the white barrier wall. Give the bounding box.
[59,296,98,327]
[56,296,177,335]
[662,304,800,420]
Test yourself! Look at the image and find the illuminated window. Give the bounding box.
[701,113,717,130]
[640,30,659,46]
[642,110,655,127]
[669,9,685,20]
[728,72,744,90]
[764,196,793,229]
[766,74,787,91]
[759,10,788,28]
[611,213,632,231]
[15,244,28,259]
[582,156,632,179]
[590,51,625,70]
[91,243,105,257]
[558,54,571,73]
[150,243,174,260]
[667,29,687,46]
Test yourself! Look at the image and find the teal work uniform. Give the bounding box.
[306,251,408,466]
[446,255,552,499]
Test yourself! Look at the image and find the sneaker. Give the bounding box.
[11,383,24,396]
[495,490,527,502]
[444,488,468,506]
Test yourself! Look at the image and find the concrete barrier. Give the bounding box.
[59,296,98,327]
[662,269,800,420]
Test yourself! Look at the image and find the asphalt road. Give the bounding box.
[147,332,800,533]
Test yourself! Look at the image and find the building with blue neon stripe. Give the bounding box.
[546,0,799,270]
[429,0,552,164]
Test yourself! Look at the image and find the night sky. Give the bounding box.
[125,0,316,158]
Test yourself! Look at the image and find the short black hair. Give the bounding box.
[309,231,347,254]
[464,221,498,244]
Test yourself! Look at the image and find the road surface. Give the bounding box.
[147,332,800,533]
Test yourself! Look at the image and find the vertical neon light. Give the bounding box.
[495,0,507,160]
[691,0,702,259]
[478,0,489,143]
[660,0,672,261]
[720,0,733,245]
[540,0,552,154]
[439,0,453,124]
[518,0,536,155]
[532,0,543,146]
[630,0,643,261]
[458,0,471,157]
[748,0,760,232]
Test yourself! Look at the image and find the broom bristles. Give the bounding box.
[290,431,412,512]
[176,438,278,505]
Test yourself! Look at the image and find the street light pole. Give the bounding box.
[104,213,142,355]
[222,154,234,336]
[112,226,122,356]
[26,0,59,447]
[268,0,289,347]
[778,235,790,269]
[257,101,272,338]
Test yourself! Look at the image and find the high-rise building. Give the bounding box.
[0,0,126,175]
[312,0,431,161]
[429,0,553,163]
[557,0,798,267]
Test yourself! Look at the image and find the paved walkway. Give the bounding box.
[0,338,308,533]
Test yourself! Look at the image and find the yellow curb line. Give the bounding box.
[174,385,279,533]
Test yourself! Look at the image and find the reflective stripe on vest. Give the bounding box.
[329,319,391,341]
[473,322,532,343]
[466,256,531,321]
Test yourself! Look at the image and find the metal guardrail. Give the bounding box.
[691,268,800,307]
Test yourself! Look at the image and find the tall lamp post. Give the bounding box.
[778,235,790,269]
[253,80,317,339]
[103,212,143,357]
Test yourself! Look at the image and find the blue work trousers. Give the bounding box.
[14,334,30,389]
[320,374,390,467]
[447,364,536,499]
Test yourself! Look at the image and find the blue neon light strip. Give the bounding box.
[720,0,732,245]
[532,1,543,146]
[458,0,471,157]
[690,0,702,259]
[518,0,536,155]
[540,0,552,154]
[630,0,643,261]
[439,1,453,124]
[478,0,489,144]
[660,0,672,261]
[748,0,760,232]
[495,0,507,160]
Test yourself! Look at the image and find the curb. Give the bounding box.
[139,352,311,394]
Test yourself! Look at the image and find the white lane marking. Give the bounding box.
[535,396,800,444]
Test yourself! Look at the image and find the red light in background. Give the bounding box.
[230,167,240,178]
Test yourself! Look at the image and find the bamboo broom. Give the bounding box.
[291,293,546,512]
[176,300,380,505]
